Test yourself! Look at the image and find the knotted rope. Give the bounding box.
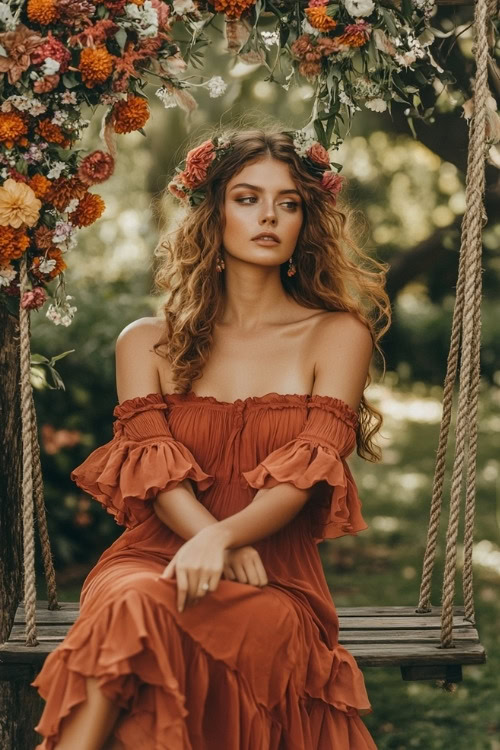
[18,254,59,647]
[417,0,491,670]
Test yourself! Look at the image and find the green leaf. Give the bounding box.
[401,0,413,19]
[50,349,75,363]
[381,8,398,37]
[62,73,80,89]
[31,353,51,365]
[114,29,128,51]
[407,116,417,139]
[366,35,380,71]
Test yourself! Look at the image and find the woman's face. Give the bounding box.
[222,155,304,268]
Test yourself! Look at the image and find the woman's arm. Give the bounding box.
[153,480,220,539]
[116,318,221,539]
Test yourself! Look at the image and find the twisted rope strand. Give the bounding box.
[439,0,488,648]
[19,255,38,647]
[30,391,59,611]
[416,211,467,613]
[462,215,486,625]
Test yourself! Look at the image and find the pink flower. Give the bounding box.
[20,286,47,310]
[180,140,216,189]
[306,142,331,168]
[321,171,345,201]
[168,176,189,202]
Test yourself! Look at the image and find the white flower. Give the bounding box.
[46,295,77,326]
[42,57,60,75]
[343,0,375,18]
[155,87,178,109]
[292,128,317,157]
[207,76,227,98]
[63,198,80,214]
[301,18,321,36]
[260,30,279,49]
[365,97,388,112]
[47,161,68,179]
[38,258,57,274]
[394,51,417,67]
[173,0,196,13]
[0,263,16,286]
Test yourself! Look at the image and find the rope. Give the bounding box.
[19,255,38,647]
[417,0,489,661]
[31,390,59,612]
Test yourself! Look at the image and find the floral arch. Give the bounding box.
[0,0,498,322]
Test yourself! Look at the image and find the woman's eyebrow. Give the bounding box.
[229,182,301,196]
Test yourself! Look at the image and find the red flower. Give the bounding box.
[321,171,344,201]
[306,142,331,168]
[180,139,216,189]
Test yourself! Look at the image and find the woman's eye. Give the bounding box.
[236,197,299,210]
[236,196,257,204]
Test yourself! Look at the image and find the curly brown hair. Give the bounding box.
[151,123,391,463]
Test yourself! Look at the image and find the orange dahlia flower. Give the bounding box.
[0,112,29,150]
[45,177,87,212]
[36,119,69,147]
[28,174,52,200]
[0,225,30,265]
[32,248,67,280]
[79,46,114,88]
[68,192,106,227]
[112,95,150,134]
[305,7,337,31]
[337,22,371,48]
[214,0,256,20]
[26,0,58,25]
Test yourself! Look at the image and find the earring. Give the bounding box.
[287,256,297,277]
[216,254,225,272]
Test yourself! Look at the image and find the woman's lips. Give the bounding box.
[252,238,280,246]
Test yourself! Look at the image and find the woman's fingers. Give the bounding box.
[253,556,269,587]
[176,567,189,612]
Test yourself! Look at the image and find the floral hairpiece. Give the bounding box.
[167,130,345,208]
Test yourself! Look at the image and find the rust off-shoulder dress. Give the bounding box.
[32,391,377,750]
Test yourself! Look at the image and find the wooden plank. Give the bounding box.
[14,603,469,618]
[0,639,486,669]
[14,613,473,629]
[6,624,480,643]
[4,603,486,677]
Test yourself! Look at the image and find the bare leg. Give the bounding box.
[53,677,121,750]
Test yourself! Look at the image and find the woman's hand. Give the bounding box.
[222,546,268,589]
[160,526,228,612]
[160,528,268,612]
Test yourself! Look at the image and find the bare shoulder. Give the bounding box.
[311,311,374,412]
[116,316,163,351]
[115,317,164,403]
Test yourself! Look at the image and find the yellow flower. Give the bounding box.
[0,178,42,229]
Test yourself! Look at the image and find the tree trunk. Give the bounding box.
[0,304,22,642]
[0,304,41,749]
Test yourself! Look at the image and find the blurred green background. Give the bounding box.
[29,14,500,750]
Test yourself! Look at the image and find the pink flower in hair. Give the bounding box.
[20,286,47,310]
[321,171,345,201]
[180,139,216,189]
[168,175,189,202]
[306,142,331,168]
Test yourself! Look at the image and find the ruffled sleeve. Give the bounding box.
[241,396,368,543]
[70,393,214,530]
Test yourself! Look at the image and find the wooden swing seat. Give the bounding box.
[0,601,486,683]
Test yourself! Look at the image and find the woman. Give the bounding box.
[33,125,390,749]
